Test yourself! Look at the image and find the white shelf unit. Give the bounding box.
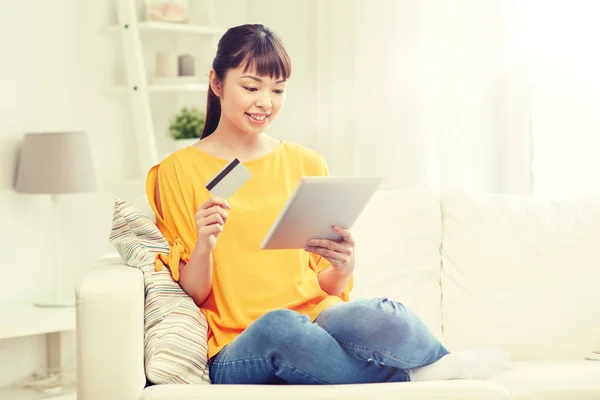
[0,304,76,400]
[108,82,209,93]
[103,20,224,35]
[0,304,75,341]
[0,385,75,400]
[107,0,221,178]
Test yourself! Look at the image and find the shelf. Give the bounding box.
[0,304,75,341]
[108,82,209,93]
[103,21,224,35]
[0,385,75,400]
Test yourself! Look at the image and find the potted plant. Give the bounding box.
[168,107,205,150]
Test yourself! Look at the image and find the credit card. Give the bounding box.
[205,158,251,200]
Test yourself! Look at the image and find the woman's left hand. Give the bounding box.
[305,226,355,273]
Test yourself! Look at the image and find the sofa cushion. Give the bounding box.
[440,189,600,360]
[110,198,211,384]
[141,380,511,400]
[351,189,443,341]
[489,360,600,400]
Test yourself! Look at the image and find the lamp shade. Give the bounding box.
[14,131,97,194]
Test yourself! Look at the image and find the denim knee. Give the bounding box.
[316,297,413,339]
[250,309,312,348]
[369,297,408,316]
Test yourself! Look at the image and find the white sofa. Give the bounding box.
[76,188,600,400]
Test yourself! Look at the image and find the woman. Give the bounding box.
[147,24,509,385]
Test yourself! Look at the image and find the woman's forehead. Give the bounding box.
[230,66,285,82]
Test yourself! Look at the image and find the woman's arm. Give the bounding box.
[307,226,355,297]
[178,247,213,307]
[156,177,214,307]
[318,265,353,296]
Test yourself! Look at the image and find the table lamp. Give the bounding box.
[14,131,97,308]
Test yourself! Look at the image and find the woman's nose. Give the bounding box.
[255,91,272,109]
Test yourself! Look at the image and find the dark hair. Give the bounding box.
[201,24,292,138]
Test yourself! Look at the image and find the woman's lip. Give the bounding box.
[246,113,268,125]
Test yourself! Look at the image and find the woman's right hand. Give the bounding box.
[195,197,230,254]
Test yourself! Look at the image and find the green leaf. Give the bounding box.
[168,107,206,140]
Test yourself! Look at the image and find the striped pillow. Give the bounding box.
[109,198,211,384]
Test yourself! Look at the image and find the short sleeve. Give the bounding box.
[317,152,329,176]
[146,157,197,281]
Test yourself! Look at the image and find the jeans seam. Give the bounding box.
[335,339,430,367]
[212,356,274,370]
[211,356,276,384]
[278,360,329,384]
[212,356,329,384]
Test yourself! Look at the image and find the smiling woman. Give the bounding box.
[145,23,510,386]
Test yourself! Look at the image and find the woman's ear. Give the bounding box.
[209,69,222,97]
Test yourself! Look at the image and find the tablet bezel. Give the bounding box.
[259,176,382,250]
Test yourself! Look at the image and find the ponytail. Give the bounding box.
[201,86,221,139]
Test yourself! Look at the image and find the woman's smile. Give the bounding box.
[245,112,270,125]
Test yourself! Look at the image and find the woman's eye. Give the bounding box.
[273,90,285,95]
[243,87,257,92]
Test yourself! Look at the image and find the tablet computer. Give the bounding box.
[260,176,382,250]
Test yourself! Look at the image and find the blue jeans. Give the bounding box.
[208,297,449,384]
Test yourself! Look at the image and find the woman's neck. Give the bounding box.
[211,127,265,152]
[200,118,276,161]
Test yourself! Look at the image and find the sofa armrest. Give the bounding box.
[76,264,146,400]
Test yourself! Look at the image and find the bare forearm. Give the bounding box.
[318,266,353,297]
[178,245,213,307]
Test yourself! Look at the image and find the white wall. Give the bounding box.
[0,0,121,387]
[526,1,600,198]
[0,0,247,388]
[314,0,532,193]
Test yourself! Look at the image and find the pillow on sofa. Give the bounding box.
[109,198,211,384]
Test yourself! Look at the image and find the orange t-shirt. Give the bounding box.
[146,141,352,359]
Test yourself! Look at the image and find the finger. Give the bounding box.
[307,238,351,255]
[199,223,223,237]
[198,205,228,222]
[196,207,226,228]
[305,246,349,263]
[201,197,231,210]
[209,206,229,222]
[203,213,224,227]
[333,226,354,244]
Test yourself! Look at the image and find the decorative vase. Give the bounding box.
[156,52,178,78]
[145,0,189,23]
[178,54,195,76]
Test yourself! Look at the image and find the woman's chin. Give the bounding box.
[242,120,269,133]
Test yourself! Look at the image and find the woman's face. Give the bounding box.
[211,65,288,135]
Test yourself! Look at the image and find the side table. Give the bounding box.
[0,304,76,399]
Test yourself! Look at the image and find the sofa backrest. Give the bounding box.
[351,189,444,341]
[134,194,156,223]
[134,189,442,340]
[137,189,446,341]
[440,189,600,360]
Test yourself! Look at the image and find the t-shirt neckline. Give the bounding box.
[187,140,284,165]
